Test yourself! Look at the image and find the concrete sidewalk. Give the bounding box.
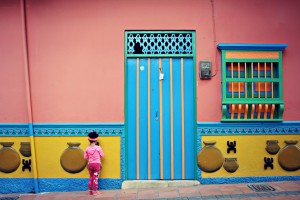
[0,181,299,200]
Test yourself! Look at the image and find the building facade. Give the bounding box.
[0,0,299,194]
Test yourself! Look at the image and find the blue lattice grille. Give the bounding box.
[127,33,193,55]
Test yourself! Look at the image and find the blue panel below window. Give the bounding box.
[217,44,288,51]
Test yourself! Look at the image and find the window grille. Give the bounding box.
[218,44,287,122]
[126,32,193,55]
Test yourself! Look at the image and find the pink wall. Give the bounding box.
[25,0,214,122]
[0,0,299,123]
[0,0,29,123]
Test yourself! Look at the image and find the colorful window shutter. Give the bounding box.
[217,44,287,122]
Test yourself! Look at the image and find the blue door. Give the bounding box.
[127,57,195,180]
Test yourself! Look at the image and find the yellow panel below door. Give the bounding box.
[35,136,120,178]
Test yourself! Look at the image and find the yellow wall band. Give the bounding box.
[201,135,300,177]
[0,136,121,178]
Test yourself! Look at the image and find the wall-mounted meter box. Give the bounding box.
[200,61,212,79]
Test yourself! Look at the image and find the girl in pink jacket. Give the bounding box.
[84,131,104,195]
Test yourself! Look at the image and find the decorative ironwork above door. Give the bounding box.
[126,32,193,55]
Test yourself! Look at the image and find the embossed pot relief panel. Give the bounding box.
[278,140,300,171]
[198,136,299,176]
[197,141,224,173]
[0,142,20,173]
[60,142,87,174]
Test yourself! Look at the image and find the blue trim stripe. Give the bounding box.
[0,123,125,137]
[139,58,149,179]
[172,58,183,179]
[1,122,298,136]
[127,58,137,179]
[197,121,300,135]
[0,124,29,136]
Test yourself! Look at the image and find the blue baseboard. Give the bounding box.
[0,178,123,194]
[0,178,34,194]
[38,178,123,192]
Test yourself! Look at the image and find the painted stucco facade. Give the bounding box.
[0,0,299,194]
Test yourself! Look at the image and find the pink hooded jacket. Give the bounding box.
[84,145,104,164]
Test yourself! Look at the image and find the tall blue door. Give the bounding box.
[127,57,195,180]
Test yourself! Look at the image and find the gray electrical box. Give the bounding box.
[200,61,212,79]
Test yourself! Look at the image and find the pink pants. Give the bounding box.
[88,163,101,191]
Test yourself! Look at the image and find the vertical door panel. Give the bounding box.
[139,58,149,179]
[172,58,183,179]
[183,58,195,179]
[127,58,137,179]
[162,58,171,179]
[150,58,160,179]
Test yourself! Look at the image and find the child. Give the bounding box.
[84,131,104,195]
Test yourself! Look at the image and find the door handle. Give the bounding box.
[155,111,159,121]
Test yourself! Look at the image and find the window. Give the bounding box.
[218,44,287,122]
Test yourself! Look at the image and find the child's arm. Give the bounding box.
[84,149,89,159]
[99,146,104,158]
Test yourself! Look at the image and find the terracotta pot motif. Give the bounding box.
[265,140,280,155]
[223,157,239,173]
[278,140,300,171]
[19,142,31,157]
[60,142,87,174]
[0,142,21,173]
[197,140,224,173]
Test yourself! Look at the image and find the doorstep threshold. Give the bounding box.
[121,180,200,189]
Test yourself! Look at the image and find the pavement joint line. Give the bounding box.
[200,196,218,200]
[215,194,231,199]
[288,191,300,195]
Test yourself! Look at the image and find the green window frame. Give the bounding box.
[218,44,287,122]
